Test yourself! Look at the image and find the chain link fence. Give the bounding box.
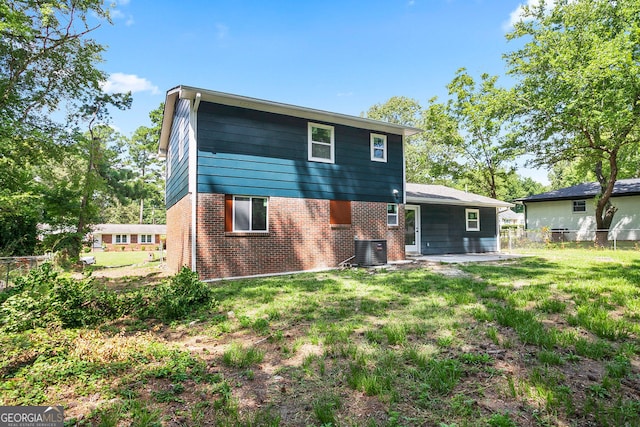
[0,255,52,291]
[501,228,640,251]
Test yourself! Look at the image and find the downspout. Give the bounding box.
[190,93,202,271]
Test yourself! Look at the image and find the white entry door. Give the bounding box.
[405,205,421,254]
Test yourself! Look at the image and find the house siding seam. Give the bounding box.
[166,194,192,272]
[192,193,405,280]
[166,98,191,208]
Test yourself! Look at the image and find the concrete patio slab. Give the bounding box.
[409,253,527,264]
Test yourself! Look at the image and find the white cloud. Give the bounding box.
[503,0,557,31]
[408,0,415,6]
[102,73,159,95]
[117,0,131,5]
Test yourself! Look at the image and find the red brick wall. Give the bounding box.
[166,194,192,272]
[194,193,405,280]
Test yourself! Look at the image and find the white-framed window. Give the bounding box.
[572,200,586,213]
[115,234,129,244]
[233,196,268,232]
[387,204,398,226]
[139,234,154,244]
[371,133,387,162]
[465,209,480,232]
[308,122,335,163]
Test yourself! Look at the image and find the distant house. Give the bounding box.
[518,178,640,241]
[91,224,166,251]
[499,209,525,227]
[405,184,513,255]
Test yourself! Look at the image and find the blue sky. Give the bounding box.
[95,0,548,183]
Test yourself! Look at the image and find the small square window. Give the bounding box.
[371,134,387,162]
[572,200,586,213]
[308,123,335,163]
[115,234,129,244]
[465,209,480,232]
[387,204,398,226]
[139,234,154,244]
[233,196,268,232]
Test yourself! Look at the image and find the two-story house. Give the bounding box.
[158,86,421,280]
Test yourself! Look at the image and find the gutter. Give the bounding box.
[190,92,201,271]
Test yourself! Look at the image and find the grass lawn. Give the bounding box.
[85,249,165,267]
[1,248,639,426]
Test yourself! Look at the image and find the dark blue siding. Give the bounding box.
[166,99,190,208]
[196,102,404,202]
[419,205,497,254]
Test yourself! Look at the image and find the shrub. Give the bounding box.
[153,267,215,321]
[0,263,121,331]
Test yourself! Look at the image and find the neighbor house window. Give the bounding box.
[465,209,480,232]
[308,123,335,163]
[387,204,398,226]
[233,196,268,232]
[572,200,586,213]
[115,234,129,244]
[139,234,154,244]
[371,134,387,162]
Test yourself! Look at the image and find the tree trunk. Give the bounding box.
[139,198,144,224]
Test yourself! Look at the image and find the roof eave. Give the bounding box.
[168,85,423,138]
[158,87,181,157]
[407,196,513,208]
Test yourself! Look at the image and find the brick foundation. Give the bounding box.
[190,194,405,280]
[166,194,192,272]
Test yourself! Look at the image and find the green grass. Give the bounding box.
[88,250,164,267]
[1,248,639,426]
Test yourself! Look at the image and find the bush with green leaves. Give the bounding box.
[0,263,119,331]
[152,267,216,321]
[0,264,216,331]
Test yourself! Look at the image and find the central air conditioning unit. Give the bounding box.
[354,239,387,266]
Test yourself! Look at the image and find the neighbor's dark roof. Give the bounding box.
[518,178,640,202]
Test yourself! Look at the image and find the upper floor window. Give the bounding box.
[371,134,387,162]
[233,196,268,232]
[308,123,334,163]
[465,209,480,232]
[572,200,586,213]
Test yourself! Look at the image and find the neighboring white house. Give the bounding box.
[90,224,166,251]
[518,178,640,241]
[498,209,525,227]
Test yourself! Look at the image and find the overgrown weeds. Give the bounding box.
[1,249,639,426]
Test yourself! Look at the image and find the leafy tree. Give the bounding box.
[0,0,111,255]
[125,104,165,224]
[365,96,456,184]
[442,69,518,199]
[505,0,640,245]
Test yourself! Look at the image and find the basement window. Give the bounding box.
[387,204,398,226]
[233,196,268,232]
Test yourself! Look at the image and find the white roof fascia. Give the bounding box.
[406,196,514,208]
[158,86,422,155]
